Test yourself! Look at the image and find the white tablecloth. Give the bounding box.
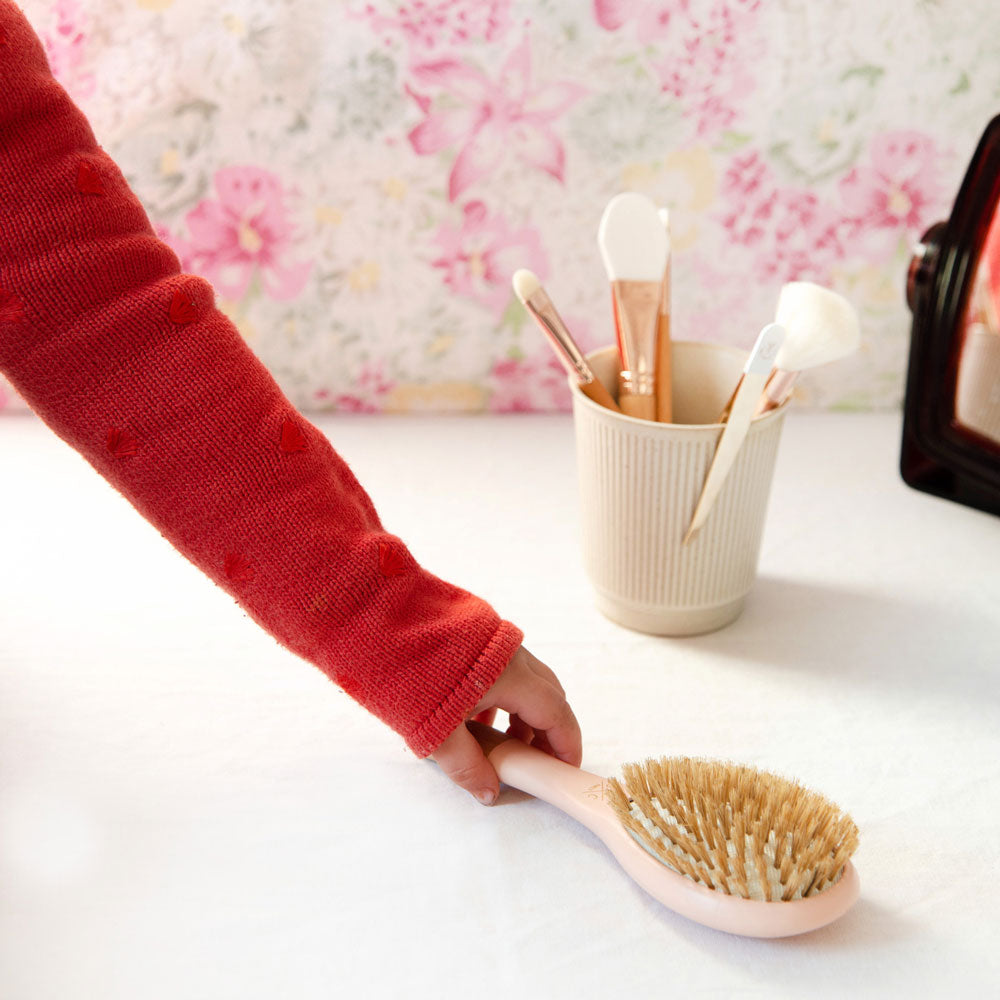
[1,411,998,998]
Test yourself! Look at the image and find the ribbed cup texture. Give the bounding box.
[572,343,786,635]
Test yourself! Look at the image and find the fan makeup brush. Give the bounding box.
[512,269,620,413]
[598,192,669,421]
[754,282,861,415]
[655,207,673,423]
[683,323,786,545]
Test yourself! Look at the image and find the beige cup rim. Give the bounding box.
[568,340,791,430]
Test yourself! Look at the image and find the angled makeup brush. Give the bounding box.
[598,193,669,421]
[466,722,859,938]
[512,269,620,412]
[655,207,673,423]
[683,323,786,545]
[754,282,861,415]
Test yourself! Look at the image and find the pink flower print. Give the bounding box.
[488,351,572,413]
[839,131,944,236]
[595,0,762,140]
[330,364,396,413]
[357,0,512,56]
[635,2,678,41]
[594,0,645,32]
[42,0,95,100]
[717,151,848,283]
[407,36,587,201]
[431,201,548,318]
[168,167,312,302]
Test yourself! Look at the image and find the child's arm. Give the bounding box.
[0,1,579,781]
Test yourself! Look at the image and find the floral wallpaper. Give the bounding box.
[2,0,998,415]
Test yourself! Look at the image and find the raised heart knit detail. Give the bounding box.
[106,428,139,458]
[279,419,308,453]
[75,159,104,195]
[168,286,200,324]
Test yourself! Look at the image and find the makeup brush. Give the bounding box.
[683,323,786,545]
[754,282,861,415]
[598,192,669,421]
[512,269,620,412]
[655,207,673,423]
[466,721,860,938]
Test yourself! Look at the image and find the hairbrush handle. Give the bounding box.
[467,721,609,825]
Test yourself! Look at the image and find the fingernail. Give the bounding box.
[474,789,497,807]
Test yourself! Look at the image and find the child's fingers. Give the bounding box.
[473,707,498,727]
[523,655,567,699]
[499,678,582,768]
[430,723,500,806]
[506,712,534,745]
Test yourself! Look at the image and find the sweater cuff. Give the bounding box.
[405,618,524,758]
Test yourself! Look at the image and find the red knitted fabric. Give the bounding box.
[0,1,523,757]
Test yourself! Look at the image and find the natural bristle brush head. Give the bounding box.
[606,757,859,903]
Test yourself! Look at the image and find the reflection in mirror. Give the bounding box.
[902,113,1000,517]
[954,196,1000,448]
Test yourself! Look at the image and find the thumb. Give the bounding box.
[431,723,500,806]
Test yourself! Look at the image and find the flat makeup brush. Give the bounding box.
[754,282,861,415]
[598,192,669,421]
[655,207,673,423]
[683,323,786,545]
[512,269,620,412]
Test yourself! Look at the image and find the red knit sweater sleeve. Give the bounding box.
[0,1,523,757]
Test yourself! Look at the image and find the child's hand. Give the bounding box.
[431,645,582,806]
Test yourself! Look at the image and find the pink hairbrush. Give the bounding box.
[469,723,859,938]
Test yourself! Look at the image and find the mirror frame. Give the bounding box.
[902,113,1000,516]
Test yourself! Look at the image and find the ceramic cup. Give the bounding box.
[569,341,788,636]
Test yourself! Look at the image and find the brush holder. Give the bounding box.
[570,342,788,636]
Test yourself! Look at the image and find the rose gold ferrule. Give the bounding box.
[524,286,596,385]
[611,278,661,398]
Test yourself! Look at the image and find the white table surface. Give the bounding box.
[1,410,998,999]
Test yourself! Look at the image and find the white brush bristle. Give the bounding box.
[512,268,541,302]
[598,192,669,282]
[773,282,861,372]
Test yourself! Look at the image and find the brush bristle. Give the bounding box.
[606,757,858,902]
[598,192,669,281]
[773,282,861,372]
[512,268,541,302]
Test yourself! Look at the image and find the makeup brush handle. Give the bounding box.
[579,377,621,412]
[717,375,742,424]
[684,370,768,543]
[618,393,657,421]
[754,369,797,415]
[655,311,673,423]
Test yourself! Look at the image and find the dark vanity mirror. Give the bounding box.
[902,114,1000,516]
